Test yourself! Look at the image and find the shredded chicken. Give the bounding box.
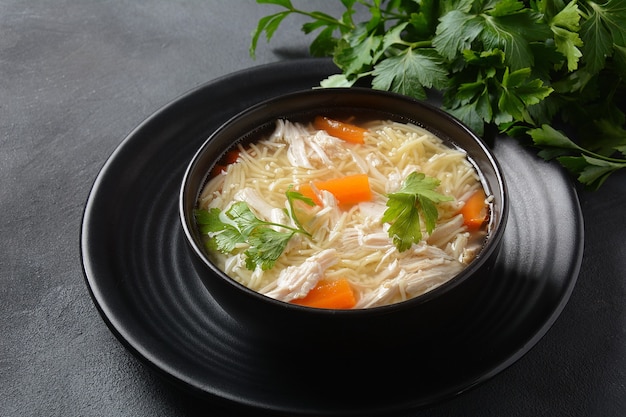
[355,252,463,308]
[234,187,290,228]
[201,118,486,309]
[357,201,387,223]
[276,120,315,168]
[271,119,350,169]
[427,214,465,248]
[355,245,464,308]
[309,131,346,165]
[260,249,338,302]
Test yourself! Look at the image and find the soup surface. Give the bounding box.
[195,116,490,309]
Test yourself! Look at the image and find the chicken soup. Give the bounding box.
[194,116,491,309]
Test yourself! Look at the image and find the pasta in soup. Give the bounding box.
[195,116,490,309]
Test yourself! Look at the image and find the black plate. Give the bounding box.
[80,58,584,416]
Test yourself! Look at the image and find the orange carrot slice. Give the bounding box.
[298,174,372,206]
[211,149,240,176]
[291,279,356,309]
[460,189,488,230]
[223,149,240,164]
[313,115,367,144]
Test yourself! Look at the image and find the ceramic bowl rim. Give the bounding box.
[179,87,509,316]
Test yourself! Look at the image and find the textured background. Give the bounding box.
[1,1,624,416]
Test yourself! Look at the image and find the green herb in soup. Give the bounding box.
[195,117,490,309]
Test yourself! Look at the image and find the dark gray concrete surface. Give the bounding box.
[1,1,624,416]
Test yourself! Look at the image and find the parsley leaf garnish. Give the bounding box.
[194,191,314,270]
[382,172,454,252]
[244,227,295,271]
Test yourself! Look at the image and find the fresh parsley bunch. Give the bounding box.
[250,0,626,189]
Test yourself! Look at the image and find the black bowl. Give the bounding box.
[179,88,508,352]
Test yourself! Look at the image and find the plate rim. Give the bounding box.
[80,57,585,416]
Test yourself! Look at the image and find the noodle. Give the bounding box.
[198,118,488,308]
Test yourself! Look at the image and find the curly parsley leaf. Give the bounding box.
[382,172,454,252]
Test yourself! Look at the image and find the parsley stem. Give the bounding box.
[258,220,311,237]
[576,148,626,164]
[408,40,432,49]
[285,6,352,30]
[359,1,406,20]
